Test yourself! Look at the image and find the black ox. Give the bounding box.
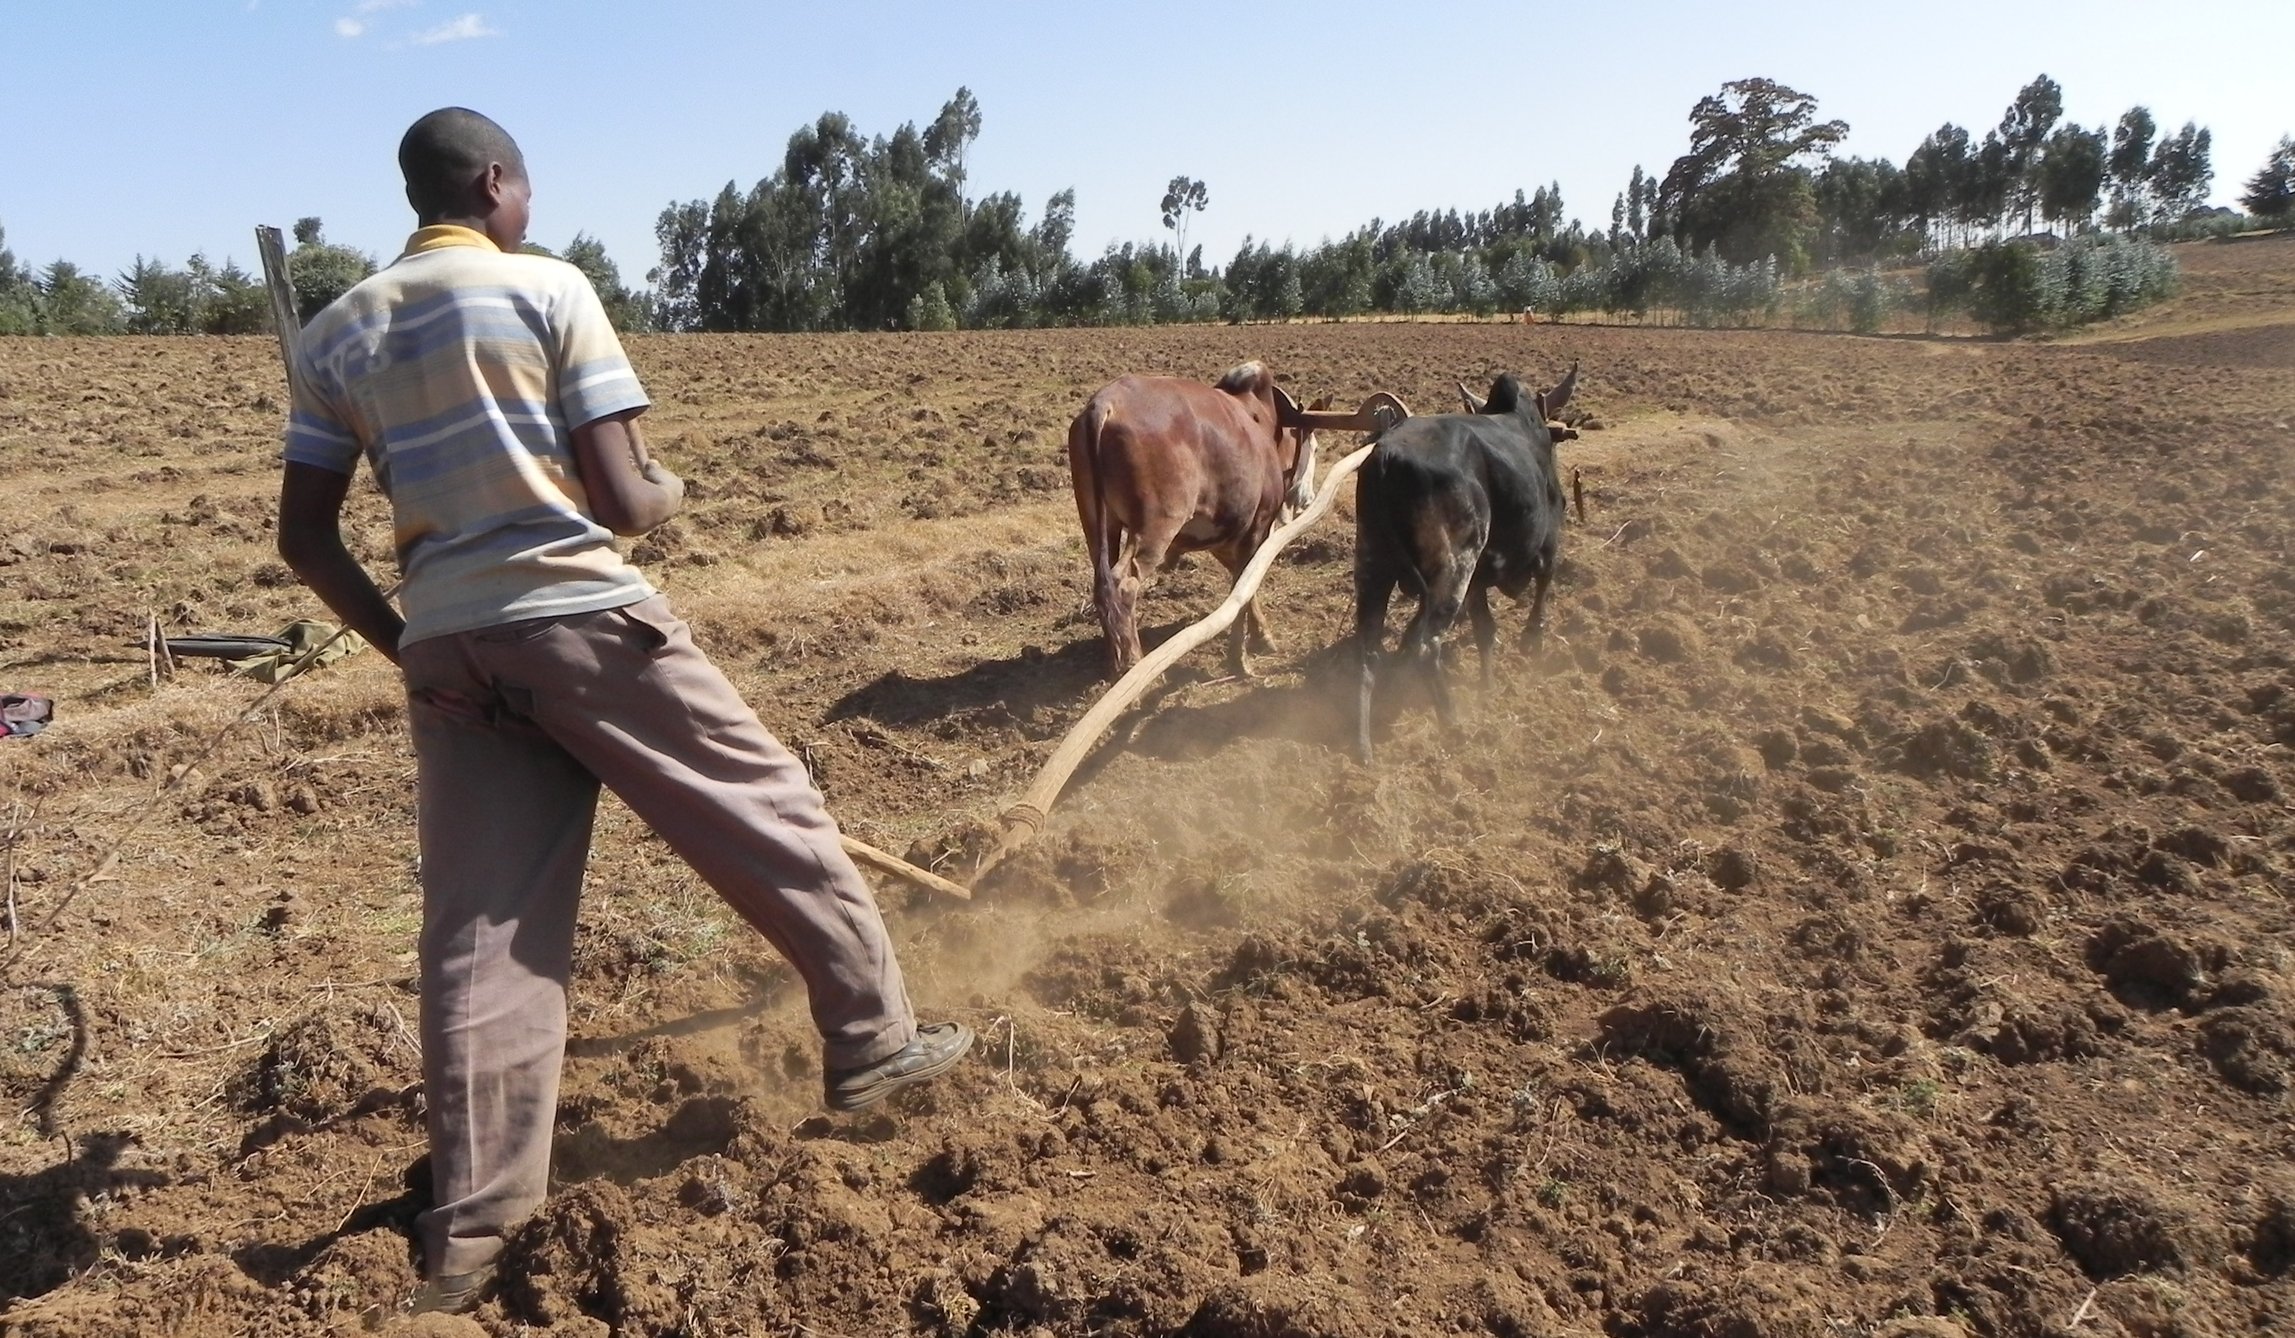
[1352,362,1579,760]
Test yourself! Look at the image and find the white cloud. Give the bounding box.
[334,16,365,37]
[411,12,498,44]
[355,0,417,13]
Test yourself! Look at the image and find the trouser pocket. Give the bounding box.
[612,599,683,655]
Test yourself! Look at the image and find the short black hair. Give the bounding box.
[398,107,526,221]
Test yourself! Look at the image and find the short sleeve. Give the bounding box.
[553,270,650,429]
[280,353,363,476]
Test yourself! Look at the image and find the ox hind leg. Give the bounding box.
[1116,513,1187,676]
[1074,452,1140,681]
[1517,563,1555,655]
[1410,550,1478,735]
[1354,564,1396,763]
[1212,542,1278,679]
[1084,514,1143,680]
[1106,530,1148,676]
[1466,583,1499,691]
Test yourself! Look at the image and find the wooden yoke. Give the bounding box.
[1282,390,1411,435]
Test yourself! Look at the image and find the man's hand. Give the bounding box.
[571,410,683,536]
[277,462,406,665]
[640,458,686,514]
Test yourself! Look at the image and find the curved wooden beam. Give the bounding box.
[840,834,971,900]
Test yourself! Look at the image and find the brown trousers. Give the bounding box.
[399,595,913,1277]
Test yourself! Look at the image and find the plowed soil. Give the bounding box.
[2,235,2291,1338]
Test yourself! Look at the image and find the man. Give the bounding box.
[275,107,971,1314]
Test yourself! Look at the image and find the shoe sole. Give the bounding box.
[825,1024,975,1112]
[398,1266,495,1318]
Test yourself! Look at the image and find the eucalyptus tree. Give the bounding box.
[2242,136,2295,223]
[1657,77,1848,270]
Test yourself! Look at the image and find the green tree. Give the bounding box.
[649,90,1078,333]
[2037,123,2108,233]
[1998,74,2063,232]
[113,253,270,335]
[37,260,125,334]
[1904,125,1971,246]
[1658,77,1848,269]
[904,280,956,330]
[2241,135,2295,223]
[922,86,982,186]
[204,258,272,334]
[562,233,651,332]
[0,224,38,334]
[2147,122,2214,220]
[1814,156,1912,261]
[287,219,376,322]
[117,255,198,333]
[1958,132,2014,239]
[1159,176,1208,275]
[1033,188,1075,258]
[2108,107,2157,226]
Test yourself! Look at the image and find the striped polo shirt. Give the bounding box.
[283,225,655,645]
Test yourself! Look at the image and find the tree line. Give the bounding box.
[4,78,2289,339]
[0,217,647,337]
[644,77,2274,335]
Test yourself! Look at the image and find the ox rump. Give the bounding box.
[1352,362,1580,761]
[1066,361,1330,679]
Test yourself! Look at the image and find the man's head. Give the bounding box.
[398,108,530,250]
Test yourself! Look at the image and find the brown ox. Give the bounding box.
[1067,361,1325,679]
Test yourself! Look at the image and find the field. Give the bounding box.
[1,234,2291,1337]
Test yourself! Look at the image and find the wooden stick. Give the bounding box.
[839,834,971,901]
[969,393,1408,882]
[3,797,26,950]
[254,225,305,397]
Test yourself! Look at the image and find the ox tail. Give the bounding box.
[1360,446,1432,603]
[1071,398,1124,670]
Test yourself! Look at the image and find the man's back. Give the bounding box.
[285,226,651,644]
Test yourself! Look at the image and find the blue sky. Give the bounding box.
[4,1,2288,286]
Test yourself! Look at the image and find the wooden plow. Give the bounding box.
[852,390,1415,898]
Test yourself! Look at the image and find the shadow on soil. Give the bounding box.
[827,634,1108,731]
[0,1132,174,1303]
[553,1094,743,1187]
[228,1159,427,1287]
[827,618,1220,734]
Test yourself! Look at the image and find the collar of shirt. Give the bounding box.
[401,224,501,258]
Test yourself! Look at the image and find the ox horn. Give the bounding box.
[1456,381,1485,414]
[1271,381,1302,422]
[1537,360,1580,421]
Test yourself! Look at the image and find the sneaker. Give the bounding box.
[823,1021,975,1112]
[401,1264,495,1317]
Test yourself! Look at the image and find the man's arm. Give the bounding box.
[570,409,684,536]
[277,462,407,665]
